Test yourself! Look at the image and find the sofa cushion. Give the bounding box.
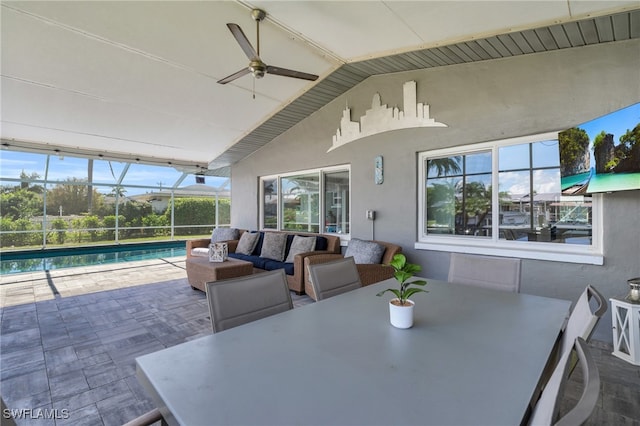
[260,232,288,261]
[236,232,260,255]
[251,232,266,255]
[285,235,316,263]
[211,227,239,243]
[229,253,268,269]
[284,234,296,256]
[263,260,295,276]
[315,236,328,251]
[344,238,386,264]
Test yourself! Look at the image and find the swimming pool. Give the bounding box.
[1,241,187,275]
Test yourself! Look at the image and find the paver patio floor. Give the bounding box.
[1,257,638,425]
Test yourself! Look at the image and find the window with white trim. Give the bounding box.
[260,166,350,235]
[417,132,603,265]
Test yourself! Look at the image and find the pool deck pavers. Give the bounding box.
[0,257,189,308]
[1,257,639,425]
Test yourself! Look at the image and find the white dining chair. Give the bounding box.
[559,285,607,357]
[206,269,293,333]
[528,337,600,426]
[307,256,362,301]
[447,253,521,293]
[531,284,607,414]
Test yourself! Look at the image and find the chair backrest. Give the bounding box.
[308,257,362,301]
[559,285,607,356]
[206,269,293,333]
[528,337,600,426]
[447,253,521,293]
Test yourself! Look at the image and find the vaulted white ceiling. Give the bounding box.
[1,1,638,175]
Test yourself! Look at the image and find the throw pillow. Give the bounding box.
[190,247,210,257]
[284,235,317,263]
[211,227,239,243]
[344,238,385,264]
[235,232,260,255]
[260,232,288,261]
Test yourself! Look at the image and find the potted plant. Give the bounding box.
[376,253,428,328]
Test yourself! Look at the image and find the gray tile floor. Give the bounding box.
[1,259,639,425]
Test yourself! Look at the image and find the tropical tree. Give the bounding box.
[0,188,42,220]
[559,127,590,175]
[614,123,640,172]
[45,178,105,215]
[87,159,94,213]
[459,180,490,234]
[110,185,127,198]
[19,171,44,193]
[426,179,457,233]
[427,157,462,177]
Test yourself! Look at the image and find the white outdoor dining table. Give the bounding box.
[136,278,570,426]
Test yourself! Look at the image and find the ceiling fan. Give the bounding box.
[217,8,319,85]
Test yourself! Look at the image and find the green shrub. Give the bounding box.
[51,218,68,244]
[169,198,229,236]
[83,215,101,241]
[103,215,125,241]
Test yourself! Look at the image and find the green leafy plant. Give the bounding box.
[376,253,428,305]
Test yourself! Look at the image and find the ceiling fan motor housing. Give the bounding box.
[249,60,266,78]
[251,9,266,22]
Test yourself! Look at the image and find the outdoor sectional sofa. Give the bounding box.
[303,239,402,301]
[187,229,341,294]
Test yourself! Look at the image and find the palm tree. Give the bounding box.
[427,157,462,177]
[88,159,93,213]
[110,185,127,199]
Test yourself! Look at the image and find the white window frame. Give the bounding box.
[416,132,604,265]
[259,165,351,238]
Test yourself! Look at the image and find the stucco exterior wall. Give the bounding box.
[232,39,640,342]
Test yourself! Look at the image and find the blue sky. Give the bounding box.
[0,151,229,195]
[578,102,640,145]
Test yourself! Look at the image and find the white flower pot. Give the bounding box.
[389,298,415,329]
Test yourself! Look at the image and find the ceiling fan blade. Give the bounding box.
[266,65,319,82]
[217,67,251,84]
[226,23,259,61]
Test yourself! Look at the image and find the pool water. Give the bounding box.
[1,242,186,275]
